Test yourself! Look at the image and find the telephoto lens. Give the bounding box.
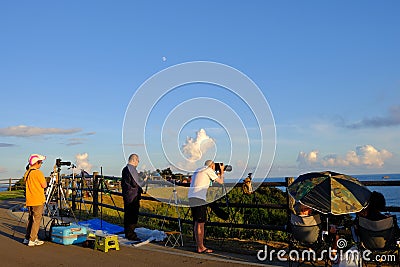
[224,165,232,172]
[56,158,71,167]
[214,163,232,173]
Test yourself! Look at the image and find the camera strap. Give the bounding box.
[23,169,33,197]
[24,169,33,182]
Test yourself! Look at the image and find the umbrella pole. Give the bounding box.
[326,216,329,232]
[322,216,329,241]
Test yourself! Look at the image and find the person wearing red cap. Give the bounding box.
[23,154,47,246]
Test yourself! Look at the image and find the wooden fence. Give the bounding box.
[56,173,400,232]
[2,174,400,233]
[0,178,24,191]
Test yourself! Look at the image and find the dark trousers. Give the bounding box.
[124,197,140,239]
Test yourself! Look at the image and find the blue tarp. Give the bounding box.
[78,218,124,235]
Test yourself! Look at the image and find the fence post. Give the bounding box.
[93,172,99,217]
[285,177,295,222]
[8,178,12,191]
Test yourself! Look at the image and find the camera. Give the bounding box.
[214,162,232,173]
[56,158,71,167]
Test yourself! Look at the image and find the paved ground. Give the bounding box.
[0,199,285,267]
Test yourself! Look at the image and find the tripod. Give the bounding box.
[161,181,184,247]
[44,163,77,222]
[44,170,59,217]
[76,170,90,220]
[98,167,123,228]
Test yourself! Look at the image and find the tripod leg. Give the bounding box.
[44,178,56,216]
[77,177,90,218]
[100,179,123,225]
[45,176,61,217]
[58,184,79,222]
[12,206,27,238]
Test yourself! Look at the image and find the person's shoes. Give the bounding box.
[197,248,213,254]
[28,239,44,247]
[23,239,29,244]
[125,224,139,241]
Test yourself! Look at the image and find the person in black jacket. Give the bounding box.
[121,154,145,241]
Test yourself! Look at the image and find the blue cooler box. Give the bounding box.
[51,223,87,245]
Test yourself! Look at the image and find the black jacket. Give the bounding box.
[121,165,143,204]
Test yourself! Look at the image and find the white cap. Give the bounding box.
[28,154,46,166]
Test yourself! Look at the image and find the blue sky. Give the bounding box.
[1,1,399,180]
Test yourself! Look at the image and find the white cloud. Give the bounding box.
[175,129,216,172]
[75,153,92,173]
[297,150,319,167]
[182,128,215,162]
[297,145,393,169]
[352,145,392,167]
[0,125,81,137]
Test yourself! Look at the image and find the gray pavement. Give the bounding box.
[0,199,284,267]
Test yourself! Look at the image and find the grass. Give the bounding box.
[0,190,25,200]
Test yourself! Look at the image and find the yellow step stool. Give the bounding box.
[94,233,120,252]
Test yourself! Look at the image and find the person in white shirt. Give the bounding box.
[188,160,224,253]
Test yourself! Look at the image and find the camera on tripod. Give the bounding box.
[214,162,232,173]
[56,158,71,168]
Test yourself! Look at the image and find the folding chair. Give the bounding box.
[288,213,329,267]
[164,231,183,248]
[354,215,400,266]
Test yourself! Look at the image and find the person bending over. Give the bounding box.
[188,160,224,253]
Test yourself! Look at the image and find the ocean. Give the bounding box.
[353,173,400,221]
[353,173,400,208]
